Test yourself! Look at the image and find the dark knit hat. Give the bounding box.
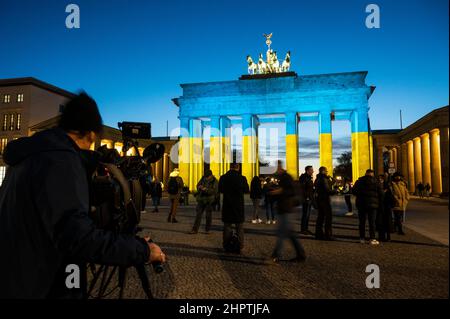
[58,92,103,134]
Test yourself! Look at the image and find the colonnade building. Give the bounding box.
[372,106,449,197]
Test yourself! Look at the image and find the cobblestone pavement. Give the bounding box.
[90,195,449,299]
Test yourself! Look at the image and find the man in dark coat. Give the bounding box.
[0,93,165,299]
[218,163,249,252]
[352,169,383,245]
[298,165,314,235]
[313,166,335,240]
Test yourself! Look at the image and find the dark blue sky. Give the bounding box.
[0,0,448,139]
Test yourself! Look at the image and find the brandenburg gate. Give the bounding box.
[173,35,375,190]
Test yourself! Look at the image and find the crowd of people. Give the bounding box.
[149,161,411,259]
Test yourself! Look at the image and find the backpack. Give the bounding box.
[167,177,179,195]
[224,232,241,254]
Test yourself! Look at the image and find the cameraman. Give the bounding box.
[0,93,165,299]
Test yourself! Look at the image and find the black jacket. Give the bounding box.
[314,173,333,201]
[352,175,383,210]
[0,128,149,299]
[250,176,262,199]
[218,169,249,223]
[299,173,314,201]
[275,170,295,215]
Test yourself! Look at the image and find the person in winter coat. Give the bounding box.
[190,170,218,234]
[150,177,163,212]
[298,166,314,235]
[270,161,306,263]
[263,177,276,224]
[352,169,383,245]
[250,176,263,223]
[218,163,249,252]
[391,173,410,235]
[313,166,335,240]
[167,168,184,223]
[376,174,394,242]
[0,93,165,299]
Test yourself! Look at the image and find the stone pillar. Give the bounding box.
[209,116,221,179]
[400,143,408,181]
[429,129,442,195]
[369,134,374,169]
[420,133,432,187]
[241,114,257,186]
[413,137,423,191]
[406,140,415,192]
[155,159,163,182]
[189,118,203,191]
[351,108,370,180]
[319,111,333,173]
[163,153,169,187]
[285,112,299,178]
[178,117,190,189]
[439,126,449,196]
[376,145,384,176]
[393,147,398,169]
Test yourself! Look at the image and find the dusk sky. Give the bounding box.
[1,0,448,168]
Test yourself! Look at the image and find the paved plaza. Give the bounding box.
[96,195,449,299]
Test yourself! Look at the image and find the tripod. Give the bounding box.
[87,262,153,299]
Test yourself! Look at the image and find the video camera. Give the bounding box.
[87,121,165,299]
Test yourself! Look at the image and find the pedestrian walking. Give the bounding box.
[167,168,184,223]
[263,178,276,224]
[150,177,163,212]
[219,163,249,253]
[425,183,431,198]
[299,166,314,235]
[417,182,425,198]
[190,170,218,234]
[270,161,306,263]
[343,178,353,216]
[313,166,335,241]
[391,173,409,235]
[376,175,394,242]
[352,169,383,245]
[250,176,263,223]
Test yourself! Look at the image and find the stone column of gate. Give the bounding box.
[420,133,432,188]
[220,117,232,175]
[400,143,408,182]
[285,111,299,178]
[413,137,423,191]
[350,108,370,180]
[242,113,257,185]
[406,140,415,192]
[319,111,333,173]
[189,118,204,191]
[178,117,191,190]
[209,116,221,179]
[376,145,384,176]
[439,126,449,195]
[429,129,442,195]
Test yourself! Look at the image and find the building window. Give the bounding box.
[0,166,6,186]
[59,104,65,113]
[0,138,7,155]
[2,114,7,131]
[17,94,24,102]
[3,95,11,103]
[9,114,15,131]
[16,113,21,130]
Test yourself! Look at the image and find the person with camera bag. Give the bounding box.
[0,93,165,299]
[189,170,218,234]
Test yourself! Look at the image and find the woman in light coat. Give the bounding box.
[390,173,410,235]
